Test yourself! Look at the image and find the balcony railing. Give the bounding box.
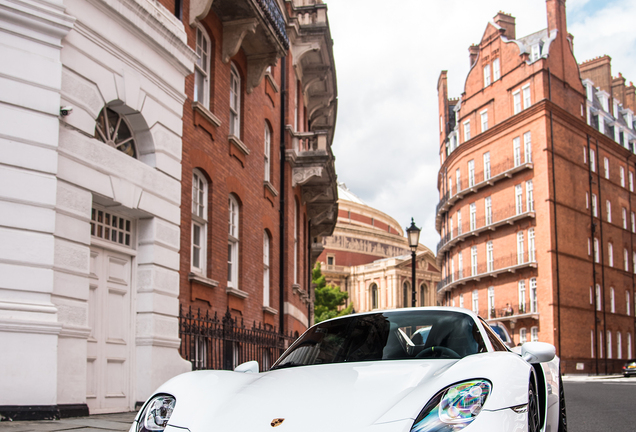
[437,252,537,293]
[486,303,540,322]
[437,205,535,254]
[435,158,533,231]
[256,0,290,49]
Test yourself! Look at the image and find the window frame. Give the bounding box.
[191,169,208,275]
[228,194,240,289]
[194,24,211,108]
[230,63,242,138]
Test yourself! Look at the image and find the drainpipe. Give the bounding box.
[279,56,287,335]
[588,135,599,375]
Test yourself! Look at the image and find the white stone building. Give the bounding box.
[1,0,196,418]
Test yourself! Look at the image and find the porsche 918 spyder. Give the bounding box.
[130,307,566,432]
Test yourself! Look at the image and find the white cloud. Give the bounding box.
[326,0,636,251]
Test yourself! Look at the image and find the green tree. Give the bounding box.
[313,262,353,323]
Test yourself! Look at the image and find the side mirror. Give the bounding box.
[234,360,259,373]
[521,342,556,364]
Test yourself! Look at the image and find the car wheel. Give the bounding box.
[528,379,540,432]
[558,376,567,432]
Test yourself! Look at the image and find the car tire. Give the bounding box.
[558,375,567,432]
[528,379,540,432]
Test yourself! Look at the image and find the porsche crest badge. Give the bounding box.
[271,418,285,427]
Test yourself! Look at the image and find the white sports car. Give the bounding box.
[130,307,566,432]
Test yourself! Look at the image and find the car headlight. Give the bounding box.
[137,394,176,432]
[411,380,491,432]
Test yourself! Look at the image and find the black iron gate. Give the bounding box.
[179,306,296,371]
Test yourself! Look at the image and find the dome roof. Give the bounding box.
[337,182,366,205]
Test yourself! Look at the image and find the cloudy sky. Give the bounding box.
[325,0,636,251]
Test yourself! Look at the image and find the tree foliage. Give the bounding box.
[313,262,353,323]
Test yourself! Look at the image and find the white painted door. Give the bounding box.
[87,246,134,413]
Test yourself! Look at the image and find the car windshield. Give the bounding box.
[270,310,487,370]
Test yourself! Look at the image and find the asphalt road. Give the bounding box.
[564,378,636,431]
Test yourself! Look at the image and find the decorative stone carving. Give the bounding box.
[189,0,215,25]
[247,52,279,94]
[301,185,333,204]
[222,19,259,63]
[292,166,322,187]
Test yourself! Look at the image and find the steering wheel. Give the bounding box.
[416,346,460,359]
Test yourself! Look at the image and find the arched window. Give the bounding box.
[370,283,379,310]
[228,195,240,289]
[263,231,270,307]
[95,106,137,158]
[191,169,208,274]
[230,63,241,138]
[194,24,211,108]
[403,281,410,308]
[264,124,271,182]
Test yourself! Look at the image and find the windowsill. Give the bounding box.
[264,181,279,197]
[229,134,250,155]
[192,101,221,127]
[262,306,278,315]
[188,273,219,289]
[265,72,279,93]
[226,286,249,299]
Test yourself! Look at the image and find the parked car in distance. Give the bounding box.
[623,359,636,377]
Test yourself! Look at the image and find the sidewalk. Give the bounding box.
[0,412,137,432]
[562,373,630,382]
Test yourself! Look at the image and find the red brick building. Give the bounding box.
[436,0,636,374]
[179,0,338,358]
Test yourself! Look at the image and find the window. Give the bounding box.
[590,148,596,172]
[459,293,464,309]
[327,256,334,266]
[515,184,523,215]
[458,250,463,278]
[610,287,615,313]
[463,120,471,141]
[457,210,462,235]
[630,171,634,192]
[513,137,521,166]
[623,208,628,229]
[531,327,538,342]
[606,200,612,223]
[469,203,476,231]
[592,194,598,217]
[625,248,629,271]
[523,85,531,109]
[230,63,241,138]
[633,251,636,274]
[471,246,478,276]
[488,287,495,318]
[449,218,454,239]
[583,146,587,164]
[607,331,612,359]
[517,231,525,264]
[528,228,536,262]
[228,195,240,289]
[627,291,631,315]
[604,157,610,179]
[194,25,211,108]
[513,90,521,114]
[472,289,479,314]
[520,328,527,344]
[448,177,453,196]
[594,238,599,262]
[531,44,541,61]
[591,331,595,358]
[519,280,526,313]
[192,170,208,274]
[485,196,492,225]
[371,284,379,310]
[487,241,494,272]
[599,331,603,358]
[632,212,635,232]
[483,152,491,180]
[621,166,626,187]
[264,124,271,182]
[480,110,488,132]
[492,58,500,81]
[608,243,614,267]
[596,284,602,311]
[94,107,137,158]
[483,64,491,87]
[526,180,534,212]
[263,232,270,306]
[524,132,532,163]
[586,192,589,209]
[90,207,133,247]
[456,168,461,193]
[618,332,622,359]
[588,238,591,256]
[530,278,537,313]
[450,255,455,281]
[468,160,475,187]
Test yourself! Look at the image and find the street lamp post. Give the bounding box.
[406,218,421,307]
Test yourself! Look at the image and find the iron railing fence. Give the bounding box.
[179,306,297,372]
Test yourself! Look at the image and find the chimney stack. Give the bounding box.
[493,12,516,40]
[468,44,479,68]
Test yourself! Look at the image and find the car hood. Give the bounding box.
[158,354,529,432]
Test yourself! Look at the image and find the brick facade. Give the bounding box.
[437,0,636,374]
